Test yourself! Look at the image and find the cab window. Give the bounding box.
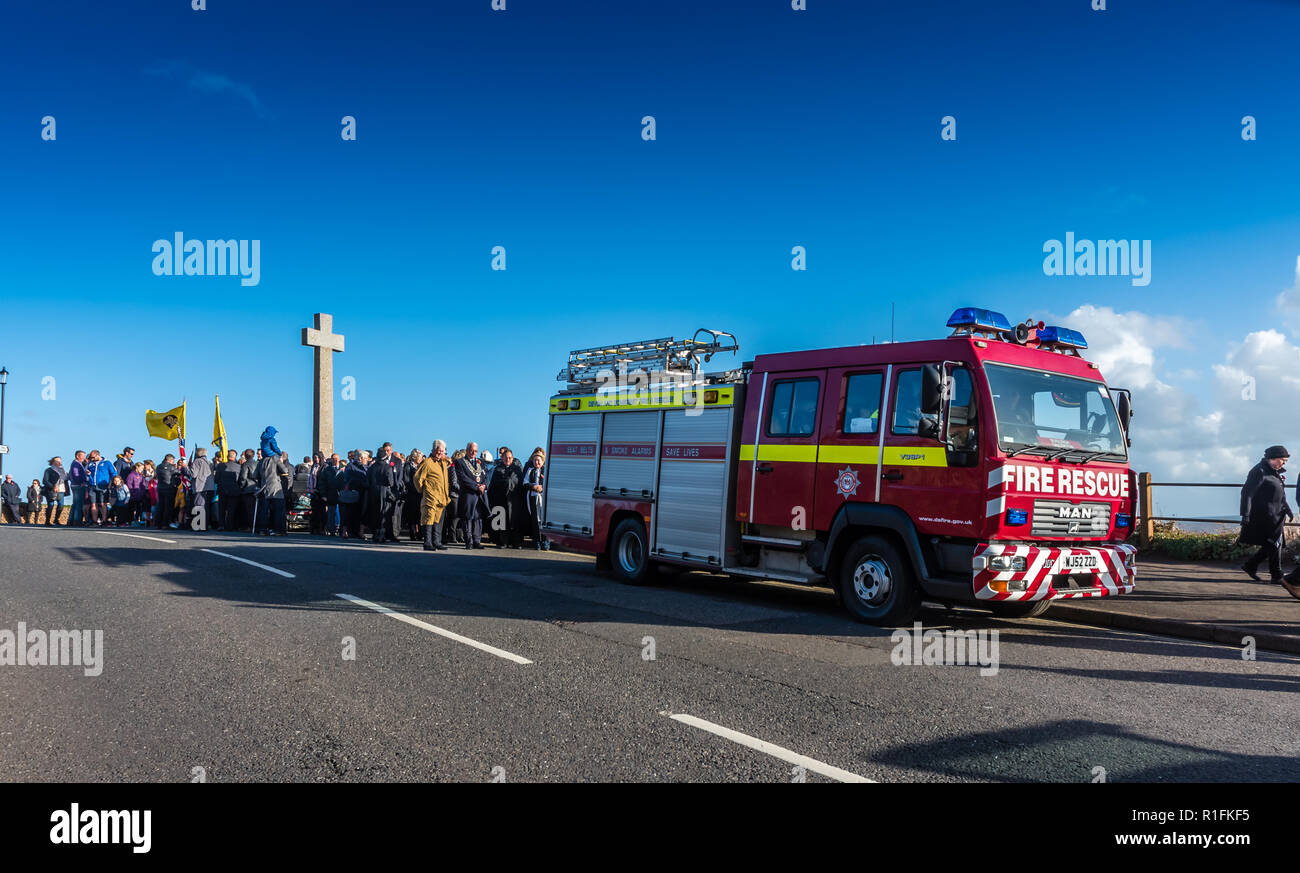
[768,378,820,437]
[841,373,883,435]
[946,367,977,451]
[891,369,938,438]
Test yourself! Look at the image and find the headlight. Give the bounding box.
[989,555,1027,572]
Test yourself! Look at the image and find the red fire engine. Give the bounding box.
[542,309,1137,624]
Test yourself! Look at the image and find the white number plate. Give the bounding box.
[1054,553,1099,573]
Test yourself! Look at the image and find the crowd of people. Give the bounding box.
[0,427,549,554]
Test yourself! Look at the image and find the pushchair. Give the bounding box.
[286,493,313,532]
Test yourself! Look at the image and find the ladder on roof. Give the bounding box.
[557,328,739,385]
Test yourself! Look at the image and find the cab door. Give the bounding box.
[880,363,984,538]
[748,370,825,530]
[814,367,887,530]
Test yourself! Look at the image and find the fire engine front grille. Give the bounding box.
[1031,500,1111,538]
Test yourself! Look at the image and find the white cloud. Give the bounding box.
[1056,305,1300,517]
[1274,256,1300,332]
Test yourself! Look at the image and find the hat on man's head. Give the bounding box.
[1265,445,1291,459]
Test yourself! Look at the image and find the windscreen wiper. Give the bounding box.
[1004,443,1049,458]
[1068,450,1123,464]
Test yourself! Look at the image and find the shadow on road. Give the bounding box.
[870,718,1300,782]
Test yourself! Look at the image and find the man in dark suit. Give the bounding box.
[367,442,402,544]
[454,442,487,549]
[214,450,243,531]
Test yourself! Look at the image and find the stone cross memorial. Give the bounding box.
[301,313,345,456]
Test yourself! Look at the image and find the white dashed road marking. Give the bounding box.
[664,712,876,783]
[334,593,533,665]
[96,531,178,544]
[200,548,296,578]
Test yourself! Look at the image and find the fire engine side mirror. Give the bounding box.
[921,364,944,416]
[1116,390,1133,446]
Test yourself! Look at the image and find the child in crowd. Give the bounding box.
[143,461,157,526]
[110,476,131,527]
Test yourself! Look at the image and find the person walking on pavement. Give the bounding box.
[1240,445,1293,585]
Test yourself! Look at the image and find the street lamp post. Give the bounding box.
[0,367,8,478]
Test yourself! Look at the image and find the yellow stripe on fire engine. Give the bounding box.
[817,445,880,465]
[745,444,819,463]
[881,446,948,467]
[549,386,735,414]
[739,444,942,466]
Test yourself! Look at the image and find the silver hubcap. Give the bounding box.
[618,532,643,574]
[852,555,892,606]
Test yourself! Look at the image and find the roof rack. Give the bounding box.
[557,329,739,386]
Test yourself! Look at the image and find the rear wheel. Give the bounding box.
[836,535,920,625]
[610,518,652,584]
[988,599,1052,618]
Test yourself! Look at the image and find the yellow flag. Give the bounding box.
[145,403,186,441]
[212,394,229,460]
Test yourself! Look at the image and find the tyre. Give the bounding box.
[988,599,1052,618]
[836,535,920,625]
[609,517,651,584]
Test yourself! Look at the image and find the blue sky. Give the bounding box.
[2,0,1299,516]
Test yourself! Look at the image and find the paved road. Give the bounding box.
[0,526,1295,782]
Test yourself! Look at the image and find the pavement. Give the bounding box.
[1046,557,1300,655]
[1,525,1298,782]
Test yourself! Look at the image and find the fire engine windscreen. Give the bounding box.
[984,364,1127,459]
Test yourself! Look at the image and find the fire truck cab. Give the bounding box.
[543,310,1137,625]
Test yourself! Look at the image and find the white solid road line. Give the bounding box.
[334,593,533,665]
[200,548,297,578]
[665,712,876,783]
[96,531,178,544]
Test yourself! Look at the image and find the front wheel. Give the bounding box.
[835,536,920,625]
[609,518,652,584]
[988,599,1052,618]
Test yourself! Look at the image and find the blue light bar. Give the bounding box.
[947,307,1012,332]
[1005,508,1029,526]
[1037,325,1089,349]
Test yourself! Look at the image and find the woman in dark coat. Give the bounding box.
[444,450,464,543]
[488,448,528,548]
[523,451,545,549]
[1241,445,1292,582]
[338,453,370,540]
[401,449,424,540]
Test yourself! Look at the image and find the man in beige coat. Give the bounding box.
[414,440,452,551]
